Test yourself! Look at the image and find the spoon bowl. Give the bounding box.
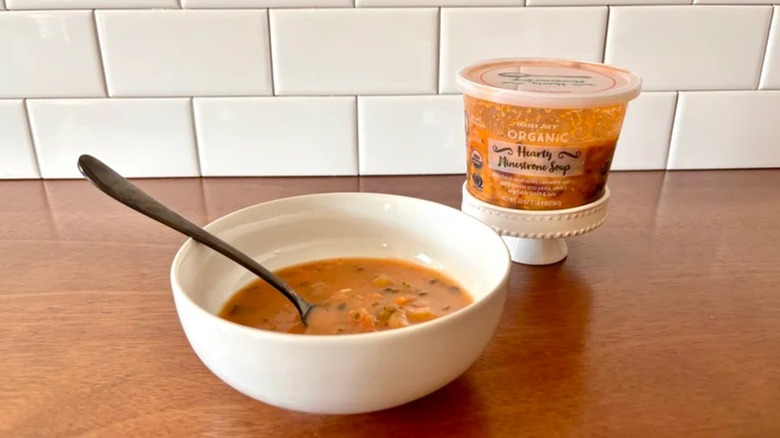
[76,154,315,324]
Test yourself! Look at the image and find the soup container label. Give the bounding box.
[487,139,585,178]
[457,58,641,211]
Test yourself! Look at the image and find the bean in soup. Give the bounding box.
[218,257,473,335]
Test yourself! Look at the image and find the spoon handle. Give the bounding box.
[77,154,313,322]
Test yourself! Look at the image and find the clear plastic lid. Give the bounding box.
[456,58,642,109]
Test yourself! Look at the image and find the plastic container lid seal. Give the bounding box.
[456,58,642,109]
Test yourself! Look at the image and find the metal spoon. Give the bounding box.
[77,154,315,325]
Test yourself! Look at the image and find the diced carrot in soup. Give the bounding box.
[218,257,473,335]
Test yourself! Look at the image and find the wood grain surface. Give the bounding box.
[1,171,779,437]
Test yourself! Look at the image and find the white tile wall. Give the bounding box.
[606,6,772,91]
[270,8,438,95]
[358,96,465,175]
[194,97,357,176]
[0,100,39,178]
[358,0,520,5]
[440,7,607,94]
[27,99,199,179]
[0,4,778,179]
[694,0,775,4]
[760,6,780,89]
[668,91,780,169]
[183,0,351,7]
[612,92,677,170]
[96,10,272,97]
[0,11,104,98]
[6,0,178,9]
[529,0,687,4]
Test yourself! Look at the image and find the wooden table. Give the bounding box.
[2,171,779,437]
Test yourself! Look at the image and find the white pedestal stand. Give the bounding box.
[460,183,610,265]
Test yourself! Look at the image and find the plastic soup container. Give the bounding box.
[456,58,641,211]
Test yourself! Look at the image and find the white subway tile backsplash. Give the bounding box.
[6,0,177,9]
[439,7,607,94]
[612,92,677,171]
[0,2,779,177]
[668,91,780,169]
[529,0,687,4]
[358,0,520,5]
[27,99,199,178]
[195,97,357,176]
[694,0,774,4]
[605,6,772,91]
[0,100,39,179]
[270,8,438,95]
[759,7,780,89]
[96,10,272,97]
[358,95,465,175]
[0,11,104,98]
[183,0,351,7]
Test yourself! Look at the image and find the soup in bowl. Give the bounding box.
[170,192,511,414]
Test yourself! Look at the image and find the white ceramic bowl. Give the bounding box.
[170,192,511,415]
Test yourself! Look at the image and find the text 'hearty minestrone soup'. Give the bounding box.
[218,257,473,335]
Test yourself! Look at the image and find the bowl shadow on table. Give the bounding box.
[341,374,487,437]
[220,374,485,437]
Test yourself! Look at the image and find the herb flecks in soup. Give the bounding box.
[218,257,473,335]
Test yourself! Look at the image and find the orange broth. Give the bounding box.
[218,257,473,335]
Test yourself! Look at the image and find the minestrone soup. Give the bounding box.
[219,257,473,335]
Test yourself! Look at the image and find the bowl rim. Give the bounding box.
[170,191,512,344]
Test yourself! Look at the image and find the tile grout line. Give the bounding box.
[90,9,111,98]
[756,5,776,90]
[601,6,610,64]
[266,9,277,97]
[4,89,768,101]
[21,99,44,179]
[353,96,361,176]
[189,98,205,177]
[435,7,442,95]
[664,91,682,171]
